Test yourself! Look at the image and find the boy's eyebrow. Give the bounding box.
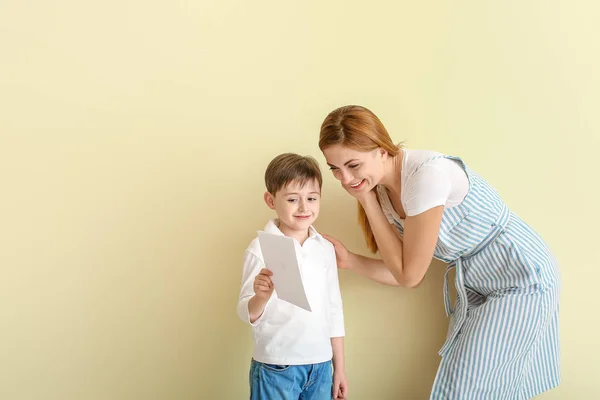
[284,191,321,195]
[327,159,359,168]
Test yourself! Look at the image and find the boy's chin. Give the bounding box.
[279,218,312,231]
[290,218,314,228]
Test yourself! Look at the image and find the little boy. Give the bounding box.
[237,153,348,400]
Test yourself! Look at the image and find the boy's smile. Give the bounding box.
[264,179,321,243]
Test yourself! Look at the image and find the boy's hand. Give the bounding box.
[253,269,274,300]
[333,369,348,399]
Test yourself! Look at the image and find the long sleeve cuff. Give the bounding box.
[329,315,345,337]
[237,296,263,326]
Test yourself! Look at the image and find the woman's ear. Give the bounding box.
[264,191,276,210]
[378,147,389,162]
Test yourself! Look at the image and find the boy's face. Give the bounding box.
[264,179,321,235]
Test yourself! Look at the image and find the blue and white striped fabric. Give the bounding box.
[381,155,560,399]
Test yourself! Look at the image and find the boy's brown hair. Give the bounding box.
[264,153,323,195]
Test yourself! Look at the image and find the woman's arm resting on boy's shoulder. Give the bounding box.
[323,234,401,286]
[331,337,348,399]
[361,192,443,288]
[350,254,401,286]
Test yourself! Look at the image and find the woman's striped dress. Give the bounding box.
[377,154,560,399]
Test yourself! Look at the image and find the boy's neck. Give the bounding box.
[276,220,310,245]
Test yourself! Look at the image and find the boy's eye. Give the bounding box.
[308,197,317,201]
[287,199,298,203]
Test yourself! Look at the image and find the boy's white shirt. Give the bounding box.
[237,219,345,365]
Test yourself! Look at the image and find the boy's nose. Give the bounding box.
[298,199,308,211]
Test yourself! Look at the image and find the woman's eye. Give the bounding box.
[349,164,359,169]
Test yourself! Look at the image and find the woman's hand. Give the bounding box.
[344,185,377,207]
[322,234,355,270]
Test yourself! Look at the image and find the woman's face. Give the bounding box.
[323,144,387,195]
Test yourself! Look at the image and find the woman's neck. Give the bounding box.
[379,148,403,193]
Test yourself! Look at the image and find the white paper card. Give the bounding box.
[257,231,312,312]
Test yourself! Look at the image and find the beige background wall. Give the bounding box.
[1,1,598,399]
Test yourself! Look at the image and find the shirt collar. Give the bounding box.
[262,219,324,243]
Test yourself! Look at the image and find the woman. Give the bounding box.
[319,105,560,399]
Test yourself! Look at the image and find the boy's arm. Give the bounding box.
[247,294,269,324]
[327,241,348,398]
[331,337,345,372]
[331,337,348,399]
[237,251,270,325]
[327,242,346,338]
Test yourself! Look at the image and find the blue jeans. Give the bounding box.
[249,359,333,400]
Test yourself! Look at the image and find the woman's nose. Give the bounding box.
[340,170,353,185]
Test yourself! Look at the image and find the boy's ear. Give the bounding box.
[264,191,276,210]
